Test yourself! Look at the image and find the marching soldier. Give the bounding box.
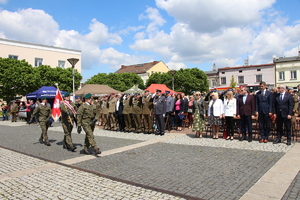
[153,89,166,135]
[142,90,153,134]
[132,93,143,133]
[10,101,19,122]
[107,93,118,131]
[30,97,52,146]
[60,92,77,152]
[123,94,133,132]
[77,93,101,155]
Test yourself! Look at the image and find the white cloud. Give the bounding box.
[0,0,8,4]
[155,0,275,33]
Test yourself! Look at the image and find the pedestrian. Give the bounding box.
[208,92,224,139]
[153,89,166,135]
[174,93,184,131]
[10,101,19,122]
[165,91,174,131]
[223,91,237,140]
[192,92,206,138]
[237,86,256,142]
[29,97,52,146]
[1,103,8,121]
[77,93,101,155]
[122,94,134,132]
[273,84,293,145]
[107,93,118,131]
[60,92,77,152]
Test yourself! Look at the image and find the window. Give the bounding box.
[279,71,285,80]
[212,79,217,87]
[257,69,261,71]
[239,70,243,73]
[58,60,65,68]
[8,55,18,60]
[221,77,226,84]
[35,58,43,67]
[256,75,262,82]
[238,76,244,84]
[221,72,225,74]
[291,71,297,79]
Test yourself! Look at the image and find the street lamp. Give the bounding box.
[169,70,176,91]
[67,58,79,101]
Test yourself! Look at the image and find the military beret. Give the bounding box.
[156,89,162,93]
[144,90,150,93]
[63,92,70,97]
[84,93,92,99]
[41,96,46,100]
[297,84,300,87]
[104,95,109,97]
[228,89,233,91]
[111,93,115,95]
[135,93,141,96]
[165,91,170,94]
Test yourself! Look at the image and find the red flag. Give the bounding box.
[52,89,63,122]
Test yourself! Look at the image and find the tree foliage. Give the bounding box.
[0,58,82,102]
[229,75,237,89]
[146,68,209,94]
[85,72,144,91]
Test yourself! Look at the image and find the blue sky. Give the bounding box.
[0,0,300,82]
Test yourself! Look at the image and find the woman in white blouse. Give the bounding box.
[223,91,237,140]
[208,92,224,139]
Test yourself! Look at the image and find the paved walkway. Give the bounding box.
[0,120,299,199]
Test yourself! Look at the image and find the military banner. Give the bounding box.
[52,89,63,122]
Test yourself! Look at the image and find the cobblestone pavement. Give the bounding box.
[0,120,299,199]
[282,171,300,200]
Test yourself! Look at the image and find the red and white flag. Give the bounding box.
[52,89,63,122]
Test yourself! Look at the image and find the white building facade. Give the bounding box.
[0,38,81,73]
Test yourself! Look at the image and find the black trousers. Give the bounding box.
[276,115,291,141]
[225,116,234,137]
[240,115,252,139]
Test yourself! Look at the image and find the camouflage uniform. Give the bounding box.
[142,95,153,133]
[77,102,99,152]
[132,95,143,133]
[60,100,77,150]
[107,95,117,130]
[31,103,52,145]
[123,95,133,132]
[101,98,109,129]
[10,103,19,122]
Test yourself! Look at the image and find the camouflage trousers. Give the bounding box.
[39,121,49,142]
[132,114,142,132]
[143,114,153,133]
[108,112,117,130]
[11,112,17,122]
[62,121,74,148]
[82,120,97,151]
[124,114,133,132]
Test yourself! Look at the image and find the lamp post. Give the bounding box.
[67,58,79,102]
[169,70,176,91]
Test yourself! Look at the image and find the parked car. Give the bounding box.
[18,108,27,121]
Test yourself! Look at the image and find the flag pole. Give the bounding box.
[56,85,73,124]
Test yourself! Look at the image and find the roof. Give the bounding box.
[26,86,67,99]
[115,61,160,74]
[273,56,300,63]
[204,70,218,75]
[75,84,120,97]
[218,63,274,70]
[123,85,144,94]
[0,38,81,53]
[145,84,178,94]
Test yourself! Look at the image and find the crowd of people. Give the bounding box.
[1,81,298,156]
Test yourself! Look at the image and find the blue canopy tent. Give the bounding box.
[26,86,67,106]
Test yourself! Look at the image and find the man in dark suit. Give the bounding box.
[237,86,256,142]
[256,81,273,143]
[273,84,293,145]
[153,89,166,135]
[115,93,125,132]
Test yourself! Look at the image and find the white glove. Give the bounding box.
[152,93,156,98]
[163,114,165,117]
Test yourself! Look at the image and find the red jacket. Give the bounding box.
[237,95,256,116]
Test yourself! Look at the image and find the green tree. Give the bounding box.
[146,72,172,88]
[229,75,237,89]
[174,68,209,94]
[0,58,36,102]
[33,65,82,93]
[85,72,144,92]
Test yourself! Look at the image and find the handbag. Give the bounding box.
[222,128,227,139]
[178,113,185,120]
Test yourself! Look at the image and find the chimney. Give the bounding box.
[153,61,158,64]
[121,65,125,69]
[244,59,249,66]
[213,63,216,71]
